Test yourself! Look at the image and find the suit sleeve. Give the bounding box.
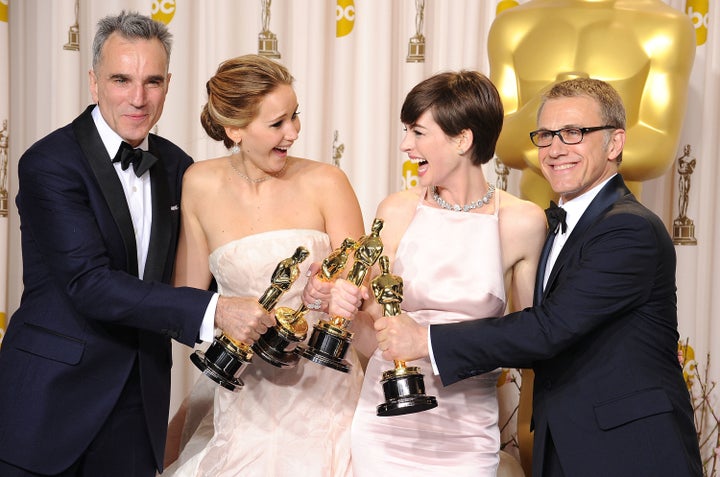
[16,139,210,346]
[431,207,673,386]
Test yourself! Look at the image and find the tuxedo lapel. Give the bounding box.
[542,175,632,295]
[72,106,139,276]
[534,230,556,305]
[143,136,172,282]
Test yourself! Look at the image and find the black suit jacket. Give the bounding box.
[0,106,213,474]
[431,175,701,476]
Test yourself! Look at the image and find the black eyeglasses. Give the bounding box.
[529,126,617,147]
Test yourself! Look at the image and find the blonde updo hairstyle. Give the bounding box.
[200,54,294,149]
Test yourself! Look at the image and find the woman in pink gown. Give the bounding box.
[317,71,546,476]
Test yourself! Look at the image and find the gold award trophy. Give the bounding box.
[672,144,697,245]
[298,218,384,372]
[373,255,437,416]
[253,238,357,368]
[258,0,281,58]
[191,246,309,391]
[406,0,426,62]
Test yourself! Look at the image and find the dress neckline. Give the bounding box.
[210,228,328,258]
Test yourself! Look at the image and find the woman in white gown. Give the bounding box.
[320,71,546,476]
[164,55,366,477]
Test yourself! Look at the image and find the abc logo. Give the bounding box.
[337,0,355,38]
[401,160,419,191]
[495,0,519,15]
[678,342,697,387]
[151,0,176,25]
[686,0,708,46]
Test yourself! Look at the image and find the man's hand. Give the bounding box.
[375,313,429,362]
[214,296,275,344]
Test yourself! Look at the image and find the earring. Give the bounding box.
[230,142,240,155]
[458,149,465,155]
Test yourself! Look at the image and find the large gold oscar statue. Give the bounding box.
[488,2,696,474]
[489,0,696,205]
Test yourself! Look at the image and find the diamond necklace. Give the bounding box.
[229,157,287,183]
[432,184,496,212]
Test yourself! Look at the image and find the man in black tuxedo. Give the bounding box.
[375,78,702,476]
[0,11,274,477]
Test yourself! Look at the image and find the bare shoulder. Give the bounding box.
[181,156,226,200]
[292,157,349,183]
[498,190,547,237]
[289,157,360,209]
[375,188,424,252]
[378,187,423,216]
[184,156,226,181]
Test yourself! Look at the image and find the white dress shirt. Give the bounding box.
[92,107,152,278]
[543,174,616,289]
[92,106,217,342]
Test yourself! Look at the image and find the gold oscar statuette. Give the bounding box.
[406,0,426,62]
[298,218,384,372]
[0,120,9,217]
[373,255,438,416]
[191,246,309,391]
[673,144,698,245]
[253,238,357,368]
[258,0,281,58]
[63,0,80,51]
[332,130,345,168]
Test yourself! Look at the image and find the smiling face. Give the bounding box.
[234,84,300,174]
[400,110,462,187]
[89,33,170,147]
[538,96,625,202]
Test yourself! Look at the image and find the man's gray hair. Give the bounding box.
[92,10,173,71]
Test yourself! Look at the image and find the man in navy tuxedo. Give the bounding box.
[374,78,702,476]
[0,11,274,477]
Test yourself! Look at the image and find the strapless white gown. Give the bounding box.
[165,229,363,477]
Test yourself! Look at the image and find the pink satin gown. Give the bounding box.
[351,190,506,476]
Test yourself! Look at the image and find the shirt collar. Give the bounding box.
[91,105,149,160]
[558,174,616,235]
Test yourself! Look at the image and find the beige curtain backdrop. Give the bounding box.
[3,0,718,468]
[0,1,8,341]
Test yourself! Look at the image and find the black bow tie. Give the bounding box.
[112,142,158,177]
[545,200,567,234]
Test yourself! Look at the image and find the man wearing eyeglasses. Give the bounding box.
[372,78,702,476]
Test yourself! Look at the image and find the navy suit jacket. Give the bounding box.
[0,106,213,474]
[431,175,701,476]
